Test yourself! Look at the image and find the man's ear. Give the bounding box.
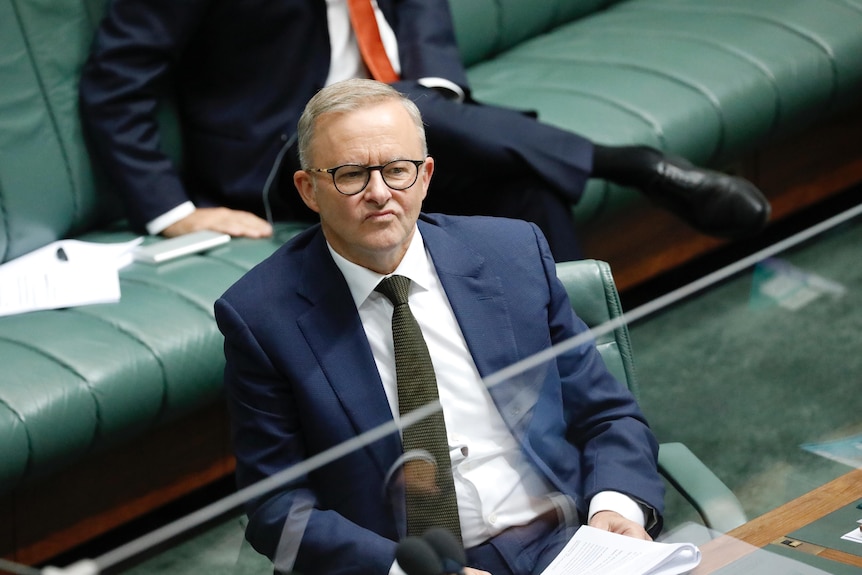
[419,155,434,200]
[294,170,321,213]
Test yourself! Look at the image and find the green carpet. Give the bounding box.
[630,216,862,526]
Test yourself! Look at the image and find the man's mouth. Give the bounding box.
[366,210,395,221]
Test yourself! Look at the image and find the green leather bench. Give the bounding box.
[451,0,862,287]
[1,0,861,564]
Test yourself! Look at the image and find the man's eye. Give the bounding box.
[338,168,366,181]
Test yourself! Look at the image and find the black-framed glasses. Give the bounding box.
[307,159,425,196]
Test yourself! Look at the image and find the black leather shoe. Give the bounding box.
[640,152,771,239]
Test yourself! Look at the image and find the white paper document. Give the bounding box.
[841,527,862,544]
[0,238,142,317]
[540,526,701,575]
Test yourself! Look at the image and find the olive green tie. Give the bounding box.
[375,275,462,541]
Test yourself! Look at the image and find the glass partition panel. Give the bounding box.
[2,198,860,575]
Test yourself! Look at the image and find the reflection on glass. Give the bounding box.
[14,201,861,575]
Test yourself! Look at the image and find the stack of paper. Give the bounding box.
[0,238,142,317]
[541,526,701,575]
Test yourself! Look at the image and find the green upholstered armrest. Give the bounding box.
[556,259,638,393]
[556,260,747,532]
[659,443,747,533]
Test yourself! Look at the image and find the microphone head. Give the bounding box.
[422,527,466,572]
[395,536,444,575]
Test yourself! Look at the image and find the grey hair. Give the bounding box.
[297,78,427,169]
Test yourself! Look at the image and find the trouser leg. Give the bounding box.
[396,83,594,205]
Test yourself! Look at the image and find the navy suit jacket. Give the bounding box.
[215,214,663,575]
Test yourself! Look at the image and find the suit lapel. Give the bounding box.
[419,220,521,381]
[420,219,544,446]
[295,232,402,480]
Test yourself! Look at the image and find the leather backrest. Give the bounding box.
[0,0,114,263]
[0,0,183,264]
[447,0,500,68]
[555,259,639,397]
[449,0,624,67]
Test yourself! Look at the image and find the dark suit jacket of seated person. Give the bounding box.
[214,80,664,575]
[79,0,593,260]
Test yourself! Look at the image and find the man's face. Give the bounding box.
[294,100,433,274]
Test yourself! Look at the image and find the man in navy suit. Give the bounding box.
[80,0,769,262]
[215,79,664,575]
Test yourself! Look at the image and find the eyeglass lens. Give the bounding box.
[333,160,420,195]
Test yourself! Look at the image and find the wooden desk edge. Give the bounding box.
[696,469,862,572]
[727,468,862,547]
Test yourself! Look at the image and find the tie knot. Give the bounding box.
[375,275,411,306]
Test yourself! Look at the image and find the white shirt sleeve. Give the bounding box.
[417,77,465,102]
[588,491,646,527]
[145,201,196,235]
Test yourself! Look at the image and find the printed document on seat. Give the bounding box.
[540,525,701,575]
[0,237,142,317]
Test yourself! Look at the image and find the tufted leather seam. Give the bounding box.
[197,253,262,273]
[469,64,672,150]
[617,4,842,113]
[546,82,671,151]
[117,275,228,408]
[648,31,782,137]
[10,0,82,222]
[66,305,172,423]
[597,260,640,397]
[116,275,231,417]
[490,0,505,57]
[569,26,785,143]
[0,336,97,478]
[713,9,839,108]
[119,275,223,316]
[0,5,20,263]
[0,391,34,485]
[0,171,9,264]
[499,52,726,163]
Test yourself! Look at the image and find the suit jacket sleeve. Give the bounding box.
[388,0,471,92]
[215,296,398,575]
[79,0,207,231]
[536,227,664,532]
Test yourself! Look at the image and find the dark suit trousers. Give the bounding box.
[402,83,593,263]
[466,519,578,575]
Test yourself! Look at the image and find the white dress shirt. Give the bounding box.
[327,227,645,550]
[324,0,401,86]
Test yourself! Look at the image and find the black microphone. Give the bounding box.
[395,536,444,575]
[422,527,466,575]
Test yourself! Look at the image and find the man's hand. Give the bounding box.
[463,568,492,575]
[589,510,652,541]
[162,207,273,238]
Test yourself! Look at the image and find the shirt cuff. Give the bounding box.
[146,201,196,235]
[588,491,646,527]
[417,77,465,102]
[390,559,408,575]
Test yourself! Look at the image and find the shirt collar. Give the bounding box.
[327,226,435,309]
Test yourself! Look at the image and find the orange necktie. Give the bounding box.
[346,0,399,83]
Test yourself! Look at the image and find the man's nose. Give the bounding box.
[363,170,392,203]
